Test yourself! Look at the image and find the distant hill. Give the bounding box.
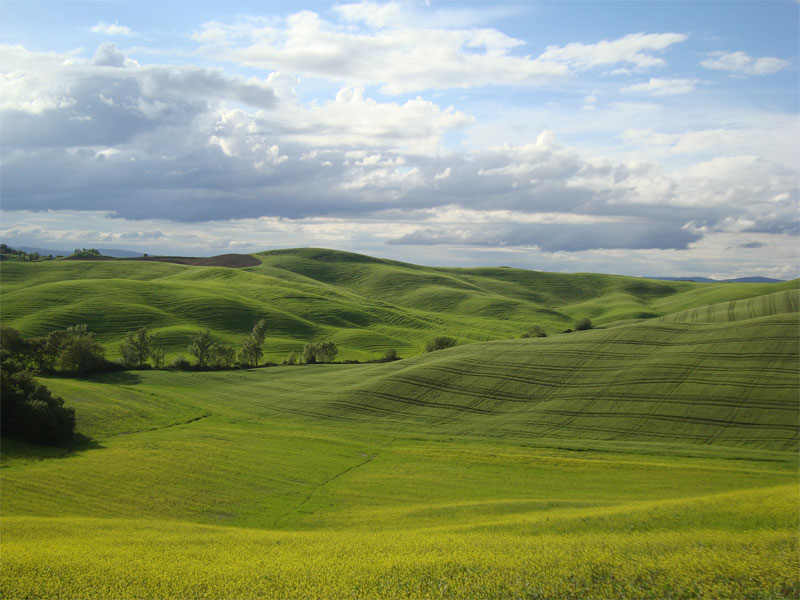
[2,247,797,363]
[15,246,144,258]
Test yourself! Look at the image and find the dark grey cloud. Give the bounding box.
[387,220,701,252]
[3,44,797,255]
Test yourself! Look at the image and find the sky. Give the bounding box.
[1,0,798,278]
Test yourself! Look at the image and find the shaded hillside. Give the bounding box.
[314,314,799,451]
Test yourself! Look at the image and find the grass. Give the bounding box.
[2,247,797,362]
[1,249,798,598]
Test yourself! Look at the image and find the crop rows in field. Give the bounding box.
[306,315,799,450]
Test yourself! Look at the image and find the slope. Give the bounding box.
[2,282,798,598]
[1,248,796,363]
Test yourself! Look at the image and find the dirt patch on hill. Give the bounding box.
[124,254,262,268]
[66,254,261,268]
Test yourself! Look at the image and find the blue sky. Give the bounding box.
[1,0,797,278]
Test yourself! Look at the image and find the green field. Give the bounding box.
[3,248,797,361]
[1,251,798,598]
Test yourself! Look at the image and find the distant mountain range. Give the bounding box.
[648,276,785,284]
[14,246,144,258]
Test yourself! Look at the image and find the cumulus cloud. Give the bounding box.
[0,44,278,149]
[191,7,687,93]
[1,40,797,258]
[700,51,790,76]
[621,77,697,96]
[91,21,134,36]
[192,11,566,94]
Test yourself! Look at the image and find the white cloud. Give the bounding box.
[538,32,688,71]
[90,21,134,37]
[192,9,688,94]
[621,77,697,96]
[700,51,790,76]
[192,10,567,94]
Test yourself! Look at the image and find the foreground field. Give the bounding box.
[3,307,799,598]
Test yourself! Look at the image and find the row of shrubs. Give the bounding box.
[521,318,593,338]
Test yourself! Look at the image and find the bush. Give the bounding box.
[574,318,593,331]
[283,351,298,365]
[1,329,75,446]
[425,336,457,352]
[302,341,339,364]
[521,326,547,338]
[169,355,192,370]
[381,348,399,362]
[57,337,106,375]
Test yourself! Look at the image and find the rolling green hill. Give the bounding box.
[2,247,796,362]
[2,249,798,598]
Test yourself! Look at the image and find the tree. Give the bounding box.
[119,342,138,368]
[27,336,52,371]
[302,341,339,364]
[316,341,338,363]
[1,326,75,446]
[382,348,399,362]
[251,318,267,346]
[302,342,319,364]
[425,336,457,352]
[574,318,593,331]
[150,345,166,369]
[283,351,298,365]
[238,337,261,368]
[209,343,236,369]
[239,319,267,367]
[120,327,152,368]
[188,329,214,368]
[57,337,106,375]
[1,361,75,446]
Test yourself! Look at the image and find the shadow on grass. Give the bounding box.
[89,371,143,385]
[1,433,105,464]
[38,370,144,385]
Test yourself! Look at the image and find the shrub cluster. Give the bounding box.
[425,336,457,353]
[1,326,75,446]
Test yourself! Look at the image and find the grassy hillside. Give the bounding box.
[3,317,798,596]
[2,247,796,362]
[2,248,798,598]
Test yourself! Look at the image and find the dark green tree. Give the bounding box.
[120,327,152,368]
[57,337,106,375]
[188,329,214,368]
[1,326,75,446]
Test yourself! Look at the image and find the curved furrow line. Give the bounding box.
[528,409,799,431]
[348,389,496,414]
